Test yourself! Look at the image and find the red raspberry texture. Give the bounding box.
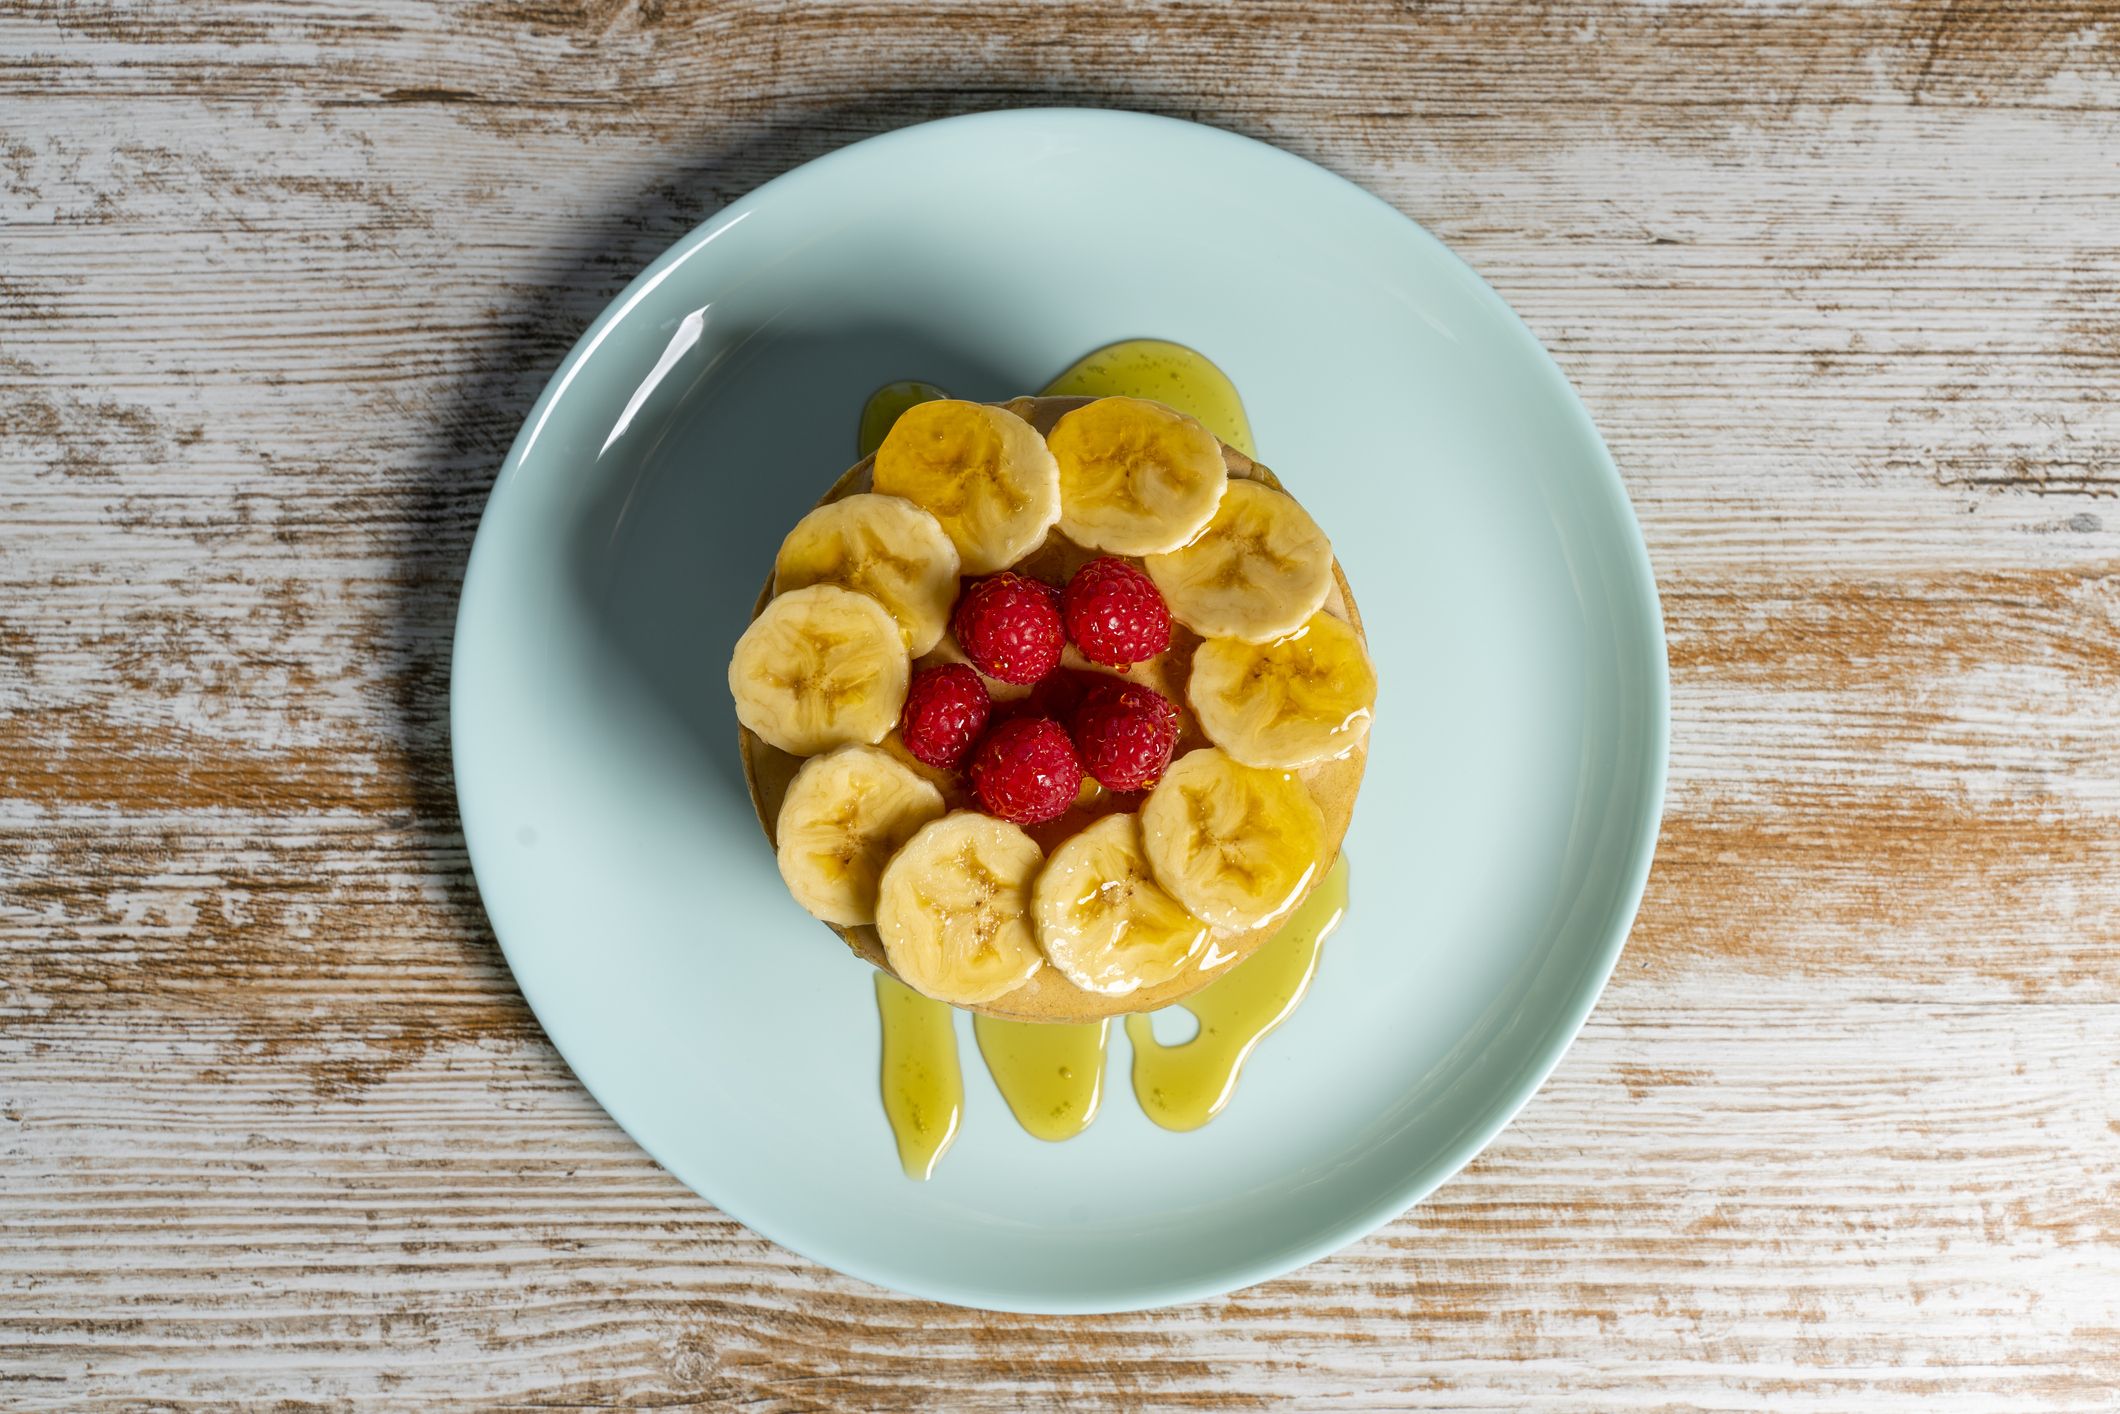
[1070,679,1181,792]
[898,663,991,769]
[952,573,1065,685]
[992,667,1096,728]
[970,716,1084,825]
[1062,557,1172,669]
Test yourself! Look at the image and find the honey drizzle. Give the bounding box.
[856,380,947,460]
[1124,854,1347,1131]
[865,340,1338,1176]
[1042,339,1256,457]
[973,1015,1110,1142]
[874,972,962,1180]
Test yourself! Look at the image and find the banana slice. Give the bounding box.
[875,811,1046,1005]
[872,400,1061,575]
[773,493,961,655]
[1140,748,1326,931]
[728,584,908,756]
[1046,396,1228,556]
[1189,612,1377,768]
[775,745,948,925]
[1032,813,1208,996]
[1143,479,1333,642]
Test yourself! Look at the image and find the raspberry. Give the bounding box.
[1070,679,1181,792]
[969,715,1084,825]
[993,667,1096,727]
[898,663,992,769]
[1062,557,1172,669]
[952,572,1065,685]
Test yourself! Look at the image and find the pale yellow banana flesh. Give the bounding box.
[773,493,961,655]
[728,583,909,756]
[872,399,1060,575]
[1139,747,1327,931]
[1143,479,1333,643]
[775,745,948,926]
[1188,611,1377,769]
[1046,396,1228,556]
[1032,812,1208,996]
[876,811,1046,1005]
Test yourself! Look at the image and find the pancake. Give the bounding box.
[739,395,1369,1024]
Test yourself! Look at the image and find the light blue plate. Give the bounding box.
[450,109,1667,1313]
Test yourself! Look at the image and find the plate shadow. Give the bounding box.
[568,322,1017,813]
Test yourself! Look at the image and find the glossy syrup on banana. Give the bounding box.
[864,339,1342,1176]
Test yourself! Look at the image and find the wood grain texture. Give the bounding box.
[3,0,2118,1406]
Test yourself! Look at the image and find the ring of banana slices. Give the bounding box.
[733,394,1374,1024]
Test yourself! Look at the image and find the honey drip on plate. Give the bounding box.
[1125,854,1347,1132]
[1041,339,1256,457]
[857,380,948,460]
[876,860,1345,1174]
[973,1015,1110,1141]
[866,339,1335,1175]
[857,341,1255,465]
[875,972,962,1180]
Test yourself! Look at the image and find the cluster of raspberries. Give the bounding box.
[897,557,1182,825]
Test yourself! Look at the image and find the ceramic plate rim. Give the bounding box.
[449,108,1668,1313]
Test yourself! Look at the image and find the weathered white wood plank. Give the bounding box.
[3,999,2115,1408]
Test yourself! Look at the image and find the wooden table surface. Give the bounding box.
[6,1,2119,1407]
